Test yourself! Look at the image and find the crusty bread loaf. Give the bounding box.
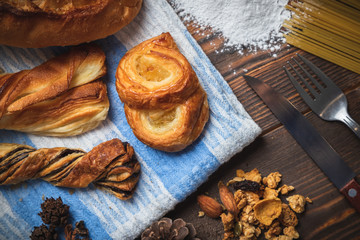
[0,0,143,48]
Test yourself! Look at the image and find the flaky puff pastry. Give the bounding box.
[0,139,140,200]
[116,33,209,152]
[125,87,209,152]
[116,32,200,109]
[0,44,109,136]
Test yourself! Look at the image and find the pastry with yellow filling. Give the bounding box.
[116,33,209,152]
[116,32,200,109]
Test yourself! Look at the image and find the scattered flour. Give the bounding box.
[171,0,290,53]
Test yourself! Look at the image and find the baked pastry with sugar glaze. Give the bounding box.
[116,33,209,152]
[0,139,140,200]
[0,0,143,48]
[0,44,109,136]
[125,87,209,152]
[116,32,200,110]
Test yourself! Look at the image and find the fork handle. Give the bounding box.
[341,115,360,139]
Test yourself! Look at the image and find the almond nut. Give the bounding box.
[218,181,239,216]
[197,195,223,218]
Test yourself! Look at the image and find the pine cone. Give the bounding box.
[141,218,200,240]
[65,221,91,240]
[38,197,70,227]
[30,224,58,240]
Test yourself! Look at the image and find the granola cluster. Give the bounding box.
[197,169,312,240]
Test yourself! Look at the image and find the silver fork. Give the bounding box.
[284,54,360,139]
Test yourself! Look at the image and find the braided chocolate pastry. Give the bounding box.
[116,33,209,152]
[0,139,140,200]
[0,44,109,136]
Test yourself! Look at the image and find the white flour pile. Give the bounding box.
[171,0,290,54]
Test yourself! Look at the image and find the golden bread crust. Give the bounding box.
[124,87,209,152]
[116,33,209,152]
[0,44,110,136]
[116,32,200,109]
[0,139,141,200]
[0,0,143,47]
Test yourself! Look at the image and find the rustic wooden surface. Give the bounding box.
[163,6,360,240]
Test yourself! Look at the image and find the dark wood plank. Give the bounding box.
[166,111,360,239]
[160,3,360,240]
[183,21,360,133]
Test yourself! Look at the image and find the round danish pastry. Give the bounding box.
[116,33,209,152]
[116,32,200,109]
[124,87,209,152]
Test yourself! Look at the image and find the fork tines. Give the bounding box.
[283,54,360,138]
[283,54,341,101]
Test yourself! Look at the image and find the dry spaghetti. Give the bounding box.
[283,0,360,74]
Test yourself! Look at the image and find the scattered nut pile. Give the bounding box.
[197,169,312,240]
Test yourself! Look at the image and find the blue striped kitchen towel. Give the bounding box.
[0,0,261,239]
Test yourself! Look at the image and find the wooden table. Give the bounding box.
[164,4,360,240]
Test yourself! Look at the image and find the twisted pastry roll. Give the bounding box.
[0,139,140,200]
[0,44,109,136]
[116,33,209,152]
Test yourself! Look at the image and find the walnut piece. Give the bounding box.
[277,235,293,240]
[227,176,246,185]
[264,220,282,239]
[244,191,260,206]
[279,204,298,227]
[240,205,257,225]
[234,190,248,210]
[283,226,300,239]
[246,168,262,183]
[223,231,234,240]
[237,168,262,183]
[264,187,279,199]
[255,227,261,237]
[237,169,246,178]
[263,172,282,189]
[278,185,294,195]
[286,195,307,213]
[240,222,256,239]
[221,212,234,233]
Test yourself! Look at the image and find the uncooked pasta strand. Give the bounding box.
[285,33,360,74]
[283,0,360,74]
[283,19,360,59]
[303,0,360,23]
[291,1,360,35]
